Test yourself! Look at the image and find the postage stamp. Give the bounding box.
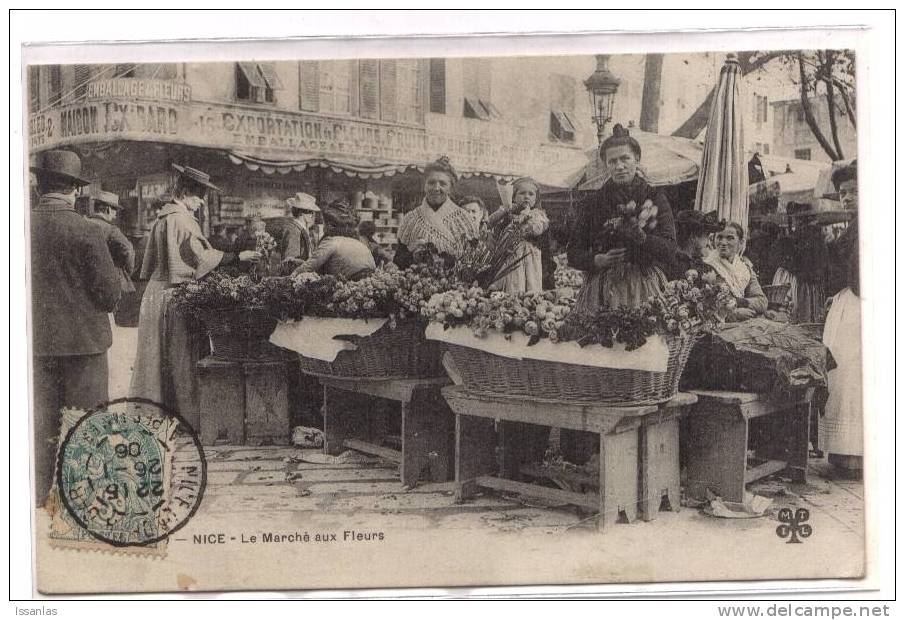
[49,398,207,555]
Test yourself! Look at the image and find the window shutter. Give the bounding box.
[359,59,380,120]
[462,58,479,101]
[379,60,397,123]
[429,58,446,114]
[299,61,319,112]
[28,66,40,113]
[74,64,92,100]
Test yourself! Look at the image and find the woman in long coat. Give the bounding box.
[567,124,677,314]
[130,165,259,424]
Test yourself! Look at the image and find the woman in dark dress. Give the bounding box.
[567,124,677,315]
[673,209,722,278]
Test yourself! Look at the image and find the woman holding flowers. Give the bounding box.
[488,177,555,293]
[567,124,677,314]
[704,222,768,322]
[131,164,261,417]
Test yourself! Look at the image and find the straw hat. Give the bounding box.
[287,192,320,213]
[171,163,221,192]
[94,190,121,210]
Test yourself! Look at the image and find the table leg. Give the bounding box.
[786,401,810,483]
[639,415,680,521]
[684,406,748,503]
[322,385,365,455]
[598,429,639,530]
[455,413,497,503]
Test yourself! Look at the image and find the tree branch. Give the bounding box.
[822,50,845,159]
[798,52,840,160]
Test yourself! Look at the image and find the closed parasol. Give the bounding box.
[695,54,748,232]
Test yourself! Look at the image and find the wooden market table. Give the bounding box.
[319,376,454,488]
[442,386,698,530]
[684,388,815,503]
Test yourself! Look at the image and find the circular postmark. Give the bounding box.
[55,397,207,547]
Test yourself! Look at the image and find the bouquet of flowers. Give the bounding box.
[552,253,585,290]
[425,269,733,352]
[171,271,271,314]
[601,198,659,250]
[423,287,574,343]
[453,222,530,290]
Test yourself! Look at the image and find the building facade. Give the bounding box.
[28,57,596,245]
[770,96,857,163]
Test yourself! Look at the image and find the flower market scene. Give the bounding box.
[29,50,865,586]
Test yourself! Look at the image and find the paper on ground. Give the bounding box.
[425,323,669,372]
[270,316,387,362]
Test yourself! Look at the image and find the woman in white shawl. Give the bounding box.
[394,156,477,268]
[704,222,768,322]
[131,164,260,425]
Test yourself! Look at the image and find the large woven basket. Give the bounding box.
[199,307,283,361]
[445,332,699,406]
[297,319,446,379]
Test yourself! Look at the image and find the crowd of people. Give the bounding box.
[29,130,863,503]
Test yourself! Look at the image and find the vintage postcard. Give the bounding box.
[24,29,870,595]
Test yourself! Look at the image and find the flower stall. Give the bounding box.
[424,269,733,406]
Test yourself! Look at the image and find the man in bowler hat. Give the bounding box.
[87,190,136,294]
[30,150,121,505]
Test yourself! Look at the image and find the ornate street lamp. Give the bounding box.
[584,54,621,145]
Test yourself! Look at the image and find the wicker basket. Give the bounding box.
[199,307,283,361]
[445,332,699,406]
[297,320,446,379]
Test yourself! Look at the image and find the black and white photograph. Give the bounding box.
[13,11,893,600]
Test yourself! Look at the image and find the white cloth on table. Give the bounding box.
[270,317,388,362]
[818,288,863,456]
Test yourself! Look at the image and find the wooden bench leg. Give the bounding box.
[685,406,747,503]
[322,385,363,455]
[598,429,639,530]
[639,415,680,521]
[786,401,810,483]
[455,414,496,503]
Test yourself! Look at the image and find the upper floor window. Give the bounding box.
[549,110,576,143]
[429,59,446,114]
[396,60,423,124]
[318,60,352,115]
[794,148,811,160]
[462,58,497,121]
[236,62,283,104]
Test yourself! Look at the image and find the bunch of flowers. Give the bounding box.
[423,287,574,343]
[424,269,734,352]
[171,271,271,313]
[647,268,735,334]
[260,263,451,325]
[255,230,277,256]
[601,199,659,249]
[454,220,530,289]
[552,254,585,290]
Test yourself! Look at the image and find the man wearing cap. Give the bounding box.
[291,199,375,280]
[87,190,136,295]
[30,150,121,504]
[264,192,320,275]
[131,164,260,423]
[394,156,478,269]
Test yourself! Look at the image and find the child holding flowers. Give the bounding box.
[488,177,555,293]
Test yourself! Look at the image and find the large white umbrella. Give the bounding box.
[695,54,748,232]
[574,129,703,191]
